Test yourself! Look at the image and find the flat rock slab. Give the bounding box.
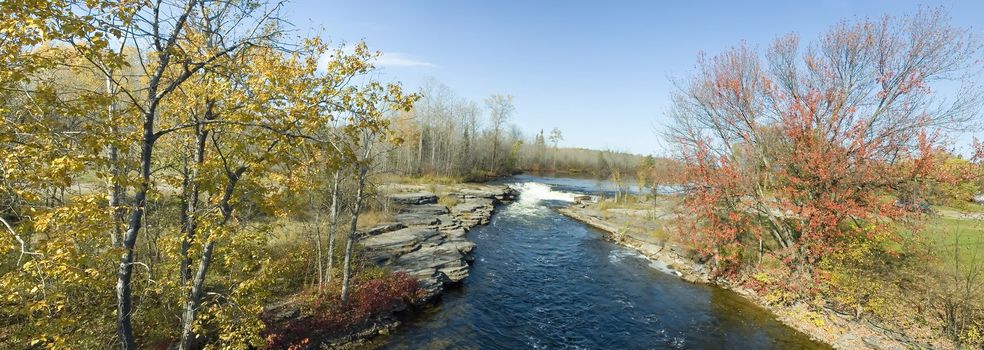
[388,192,438,205]
[451,199,494,213]
[394,212,441,226]
[360,227,442,262]
[361,183,518,304]
[400,203,450,216]
[450,186,518,201]
[395,245,469,282]
[363,222,406,236]
[452,189,499,199]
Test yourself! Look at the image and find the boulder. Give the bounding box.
[451,199,494,214]
[452,188,499,199]
[451,198,496,229]
[263,301,300,324]
[573,195,594,205]
[445,237,476,255]
[449,185,519,202]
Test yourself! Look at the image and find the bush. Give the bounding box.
[263,272,421,349]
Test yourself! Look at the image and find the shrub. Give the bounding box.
[263,272,421,349]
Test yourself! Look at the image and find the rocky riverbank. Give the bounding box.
[315,183,517,349]
[558,202,913,350]
[363,184,518,302]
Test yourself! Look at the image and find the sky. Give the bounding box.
[285,0,983,156]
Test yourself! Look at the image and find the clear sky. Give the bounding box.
[285,0,983,155]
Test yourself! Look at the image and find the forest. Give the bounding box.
[383,80,647,181]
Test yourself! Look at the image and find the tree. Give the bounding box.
[668,7,982,275]
[485,94,515,172]
[548,127,563,171]
[99,2,284,347]
[337,81,419,306]
[1,0,425,348]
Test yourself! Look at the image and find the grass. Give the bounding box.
[378,174,466,185]
[964,202,984,212]
[923,202,984,260]
[438,195,460,208]
[595,195,673,211]
[925,215,984,262]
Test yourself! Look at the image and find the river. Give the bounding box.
[379,176,827,349]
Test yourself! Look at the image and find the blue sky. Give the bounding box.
[286,0,983,155]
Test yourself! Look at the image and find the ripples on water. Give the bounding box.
[380,179,827,350]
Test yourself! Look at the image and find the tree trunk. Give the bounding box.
[416,128,424,175]
[490,130,499,172]
[325,169,341,284]
[106,75,123,247]
[117,114,155,350]
[430,128,437,171]
[341,165,367,306]
[178,165,244,349]
[178,240,214,350]
[180,125,208,284]
[315,211,324,291]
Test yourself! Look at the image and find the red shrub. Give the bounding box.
[263,272,421,349]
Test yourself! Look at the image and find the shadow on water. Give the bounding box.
[379,177,828,350]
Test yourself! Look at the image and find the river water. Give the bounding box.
[380,176,827,349]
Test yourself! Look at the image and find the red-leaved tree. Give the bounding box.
[668,7,982,278]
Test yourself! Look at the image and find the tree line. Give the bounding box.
[383,80,650,180]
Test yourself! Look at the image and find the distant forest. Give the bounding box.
[382,81,661,180]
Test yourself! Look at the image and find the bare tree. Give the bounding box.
[548,127,563,171]
[485,94,515,172]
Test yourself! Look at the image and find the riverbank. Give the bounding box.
[558,201,913,350]
[311,183,518,349]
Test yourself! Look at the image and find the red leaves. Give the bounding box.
[669,8,982,304]
[351,272,421,315]
[263,272,420,349]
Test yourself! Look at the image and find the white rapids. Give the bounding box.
[511,182,579,205]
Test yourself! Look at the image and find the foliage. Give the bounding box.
[670,7,981,275]
[0,0,420,347]
[668,8,984,347]
[263,272,421,350]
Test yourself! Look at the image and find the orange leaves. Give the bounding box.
[671,7,982,281]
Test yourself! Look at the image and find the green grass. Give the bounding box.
[964,202,984,213]
[924,215,984,265]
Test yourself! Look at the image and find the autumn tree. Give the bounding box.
[668,8,982,275]
[336,82,418,306]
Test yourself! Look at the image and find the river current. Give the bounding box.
[380,176,827,349]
